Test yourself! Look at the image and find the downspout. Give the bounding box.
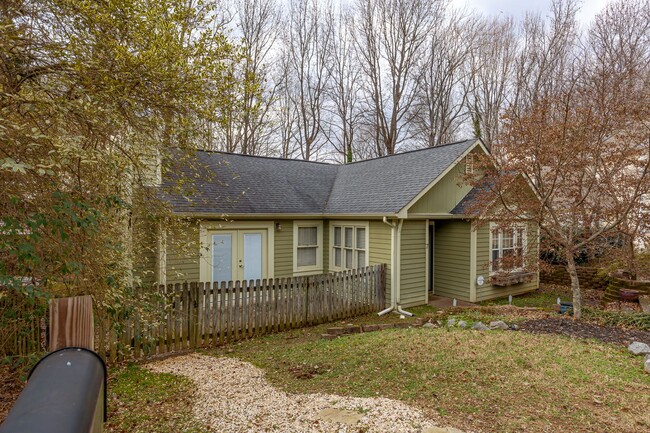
[378,217,414,317]
[395,219,414,317]
[378,217,396,316]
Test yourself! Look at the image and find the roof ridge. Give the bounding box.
[341,138,478,166]
[194,149,336,166]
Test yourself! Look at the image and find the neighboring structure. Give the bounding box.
[144,138,539,309]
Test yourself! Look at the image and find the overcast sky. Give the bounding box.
[450,0,612,26]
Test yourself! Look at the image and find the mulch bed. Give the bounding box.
[519,317,650,346]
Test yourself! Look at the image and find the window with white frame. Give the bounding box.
[293,221,323,273]
[332,223,368,270]
[490,224,526,273]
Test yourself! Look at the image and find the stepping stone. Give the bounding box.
[317,408,363,425]
[327,327,345,335]
[362,324,381,332]
[393,322,411,329]
[321,334,338,340]
[639,295,650,313]
[423,427,465,433]
[344,324,362,334]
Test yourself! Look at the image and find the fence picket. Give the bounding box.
[4,266,386,362]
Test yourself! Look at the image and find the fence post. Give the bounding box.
[48,295,94,352]
[303,277,310,325]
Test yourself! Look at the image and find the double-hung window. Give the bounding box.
[490,223,526,273]
[293,221,323,274]
[332,223,368,270]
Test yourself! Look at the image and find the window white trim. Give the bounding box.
[329,221,370,272]
[199,221,275,282]
[489,222,527,275]
[293,220,324,275]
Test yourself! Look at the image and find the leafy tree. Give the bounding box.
[0,0,240,314]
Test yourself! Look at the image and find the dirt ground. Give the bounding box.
[0,365,22,423]
[519,317,650,346]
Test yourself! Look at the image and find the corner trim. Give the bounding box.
[470,222,477,303]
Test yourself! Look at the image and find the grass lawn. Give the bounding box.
[105,363,208,433]
[478,285,572,309]
[210,315,650,433]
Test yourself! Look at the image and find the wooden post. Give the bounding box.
[49,295,94,352]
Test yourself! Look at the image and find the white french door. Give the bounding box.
[210,230,266,284]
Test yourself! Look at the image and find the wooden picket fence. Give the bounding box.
[96,264,386,363]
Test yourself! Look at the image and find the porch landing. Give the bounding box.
[428,294,476,308]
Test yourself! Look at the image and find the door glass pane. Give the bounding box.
[298,227,318,246]
[334,227,341,246]
[344,227,353,247]
[356,228,366,249]
[243,233,262,281]
[212,234,232,283]
[297,247,317,267]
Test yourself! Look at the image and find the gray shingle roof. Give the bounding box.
[163,139,477,215]
[324,139,476,213]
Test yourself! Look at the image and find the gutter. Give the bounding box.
[378,217,414,317]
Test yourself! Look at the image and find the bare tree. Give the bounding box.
[511,0,581,115]
[280,0,332,161]
[354,0,441,155]
[587,0,650,276]
[219,0,280,155]
[465,16,518,148]
[411,7,477,147]
[323,4,362,162]
[470,0,650,317]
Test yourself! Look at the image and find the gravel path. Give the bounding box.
[146,354,457,433]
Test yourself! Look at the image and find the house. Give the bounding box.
[145,138,539,310]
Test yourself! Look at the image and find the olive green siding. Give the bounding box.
[474,222,539,302]
[133,219,159,287]
[399,220,428,307]
[369,220,392,307]
[434,220,471,301]
[408,149,478,215]
[274,220,293,277]
[165,220,201,283]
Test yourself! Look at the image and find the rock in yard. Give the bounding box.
[510,324,520,330]
[645,357,650,374]
[471,322,489,331]
[628,341,650,356]
[457,320,467,329]
[422,322,436,329]
[317,408,363,426]
[321,334,338,340]
[446,318,456,327]
[489,320,509,330]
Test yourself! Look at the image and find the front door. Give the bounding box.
[211,230,267,284]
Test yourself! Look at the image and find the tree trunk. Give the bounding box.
[566,253,582,319]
